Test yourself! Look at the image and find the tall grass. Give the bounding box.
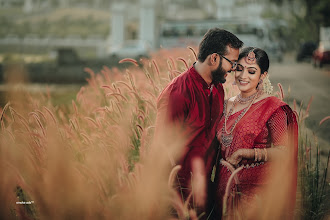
[280,87,330,220]
[293,97,330,220]
[0,47,329,219]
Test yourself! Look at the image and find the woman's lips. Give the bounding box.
[238,79,249,86]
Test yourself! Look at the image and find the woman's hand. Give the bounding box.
[226,149,243,167]
[226,149,255,167]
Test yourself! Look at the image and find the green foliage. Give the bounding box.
[298,138,330,219]
[266,0,330,46]
[296,104,330,219]
[0,8,109,39]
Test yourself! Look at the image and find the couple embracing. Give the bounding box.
[156,28,298,220]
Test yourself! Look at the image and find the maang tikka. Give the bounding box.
[245,50,257,64]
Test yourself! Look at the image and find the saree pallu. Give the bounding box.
[214,96,298,219]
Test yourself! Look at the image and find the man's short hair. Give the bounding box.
[197,28,243,62]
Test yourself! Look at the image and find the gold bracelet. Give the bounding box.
[264,148,268,162]
[254,148,258,161]
[258,148,262,161]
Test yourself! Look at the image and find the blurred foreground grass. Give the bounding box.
[0,47,329,219]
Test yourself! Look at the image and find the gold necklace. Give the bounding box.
[220,90,262,148]
[237,92,259,104]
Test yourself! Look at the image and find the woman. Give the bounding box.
[213,47,298,219]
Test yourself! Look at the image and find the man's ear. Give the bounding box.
[209,53,217,65]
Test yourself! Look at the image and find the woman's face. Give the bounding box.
[234,57,266,96]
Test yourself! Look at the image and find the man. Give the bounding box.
[156,28,243,215]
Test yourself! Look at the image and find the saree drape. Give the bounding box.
[214,96,298,219]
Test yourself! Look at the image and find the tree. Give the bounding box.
[268,0,330,42]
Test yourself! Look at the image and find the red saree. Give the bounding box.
[214,96,298,219]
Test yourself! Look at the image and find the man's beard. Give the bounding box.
[211,61,228,84]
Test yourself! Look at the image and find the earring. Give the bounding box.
[263,75,273,95]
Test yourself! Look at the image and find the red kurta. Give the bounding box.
[156,65,224,201]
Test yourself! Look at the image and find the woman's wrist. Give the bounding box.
[238,149,254,160]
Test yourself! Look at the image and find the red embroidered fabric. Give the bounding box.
[214,96,298,218]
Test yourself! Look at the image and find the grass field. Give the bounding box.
[0,47,329,219]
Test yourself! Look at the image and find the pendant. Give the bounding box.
[221,132,233,148]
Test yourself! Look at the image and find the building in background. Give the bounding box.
[0,0,288,59]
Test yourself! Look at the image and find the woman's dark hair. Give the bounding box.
[238,47,270,74]
[197,28,243,62]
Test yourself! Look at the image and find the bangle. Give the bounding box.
[254,148,258,161]
[256,149,259,161]
[259,149,263,161]
[264,148,268,161]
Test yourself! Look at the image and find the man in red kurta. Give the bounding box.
[156,28,243,214]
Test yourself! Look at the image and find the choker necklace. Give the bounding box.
[237,91,261,104]
[220,90,262,148]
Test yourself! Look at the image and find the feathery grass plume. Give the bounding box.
[84,67,98,88]
[168,165,182,189]
[277,83,284,100]
[100,66,112,83]
[139,126,155,160]
[319,116,330,125]
[43,106,57,125]
[84,117,100,128]
[72,100,79,117]
[35,109,47,123]
[305,96,314,117]
[221,166,244,217]
[152,59,161,80]
[167,59,174,72]
[187,46,198,61]
[79,132,92,144]
[29,112,46,137]
[136,124,143,133]
[17,115,31,132]
[106,92,128,102]
[116,81,133,91]
[177,57,189,70]
[76,86,85,102]
[101,85,115,92]
[0,102,10,125]
[171,69,182,77]
[119,58,139,67]
[220,160,240,184]
[293,99,297,112]
[126,69,137,92]
[9,106,16,122]
[6,129,15,141]
[168,56,177,71]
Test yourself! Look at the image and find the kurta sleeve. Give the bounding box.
[157,83,189,124]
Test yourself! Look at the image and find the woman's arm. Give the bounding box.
[226,146,287,166]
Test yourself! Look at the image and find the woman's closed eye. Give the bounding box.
[236,64,257,74]
[236,64,244,71]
